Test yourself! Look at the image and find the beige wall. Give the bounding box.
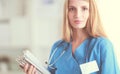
[96,0,120,66]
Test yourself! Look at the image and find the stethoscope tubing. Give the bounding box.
[47,41,68,68]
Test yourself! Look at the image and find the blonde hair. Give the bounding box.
[62,0,107,42]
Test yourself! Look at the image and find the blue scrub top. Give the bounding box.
[48,37,120,74]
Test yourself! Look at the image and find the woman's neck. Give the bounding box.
[71,29,89,54]
[72,29,89,43]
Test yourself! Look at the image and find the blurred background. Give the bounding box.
[0,0,119,74]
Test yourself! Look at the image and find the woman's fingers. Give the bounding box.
[24,63,29,73]
[28,65,34,74]
[32,67,37,74]
[22,63,37,74]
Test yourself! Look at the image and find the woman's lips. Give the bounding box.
[74,20,82,24]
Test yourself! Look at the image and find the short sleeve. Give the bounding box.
[99,38,120,74]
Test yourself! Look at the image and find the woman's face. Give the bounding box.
[68,0,89,29]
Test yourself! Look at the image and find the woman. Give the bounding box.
[23,0,120,74]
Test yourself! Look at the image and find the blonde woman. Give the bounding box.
[22,0,120,74]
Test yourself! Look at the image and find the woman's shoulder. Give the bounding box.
[90,36,114,51]
[52,39,64,46]
[50,39,67,54]
[90,36,112,44]
[51,39,67,49]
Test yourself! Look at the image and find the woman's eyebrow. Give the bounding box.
[81,5,89,8]
[68,5,76,8]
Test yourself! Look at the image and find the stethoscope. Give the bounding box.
[46,37,92,71]
[46,41,69,70]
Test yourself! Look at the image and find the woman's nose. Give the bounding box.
[74,9,83,18]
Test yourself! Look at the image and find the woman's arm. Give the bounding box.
[100,39,120,74]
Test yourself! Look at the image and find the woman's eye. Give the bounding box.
[69,7,75,11]
[82,7,89,11]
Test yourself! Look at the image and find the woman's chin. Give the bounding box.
[72,24,86,29]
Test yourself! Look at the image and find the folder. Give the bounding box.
[16,50,50,74]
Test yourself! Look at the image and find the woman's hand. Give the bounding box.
[21,63,37,74]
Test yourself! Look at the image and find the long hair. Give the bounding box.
[62,0,107,42]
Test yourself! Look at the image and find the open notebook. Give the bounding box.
[16,50,50,74]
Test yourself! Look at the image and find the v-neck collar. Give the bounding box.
[70,37,90,55]
[69,37,90,64]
